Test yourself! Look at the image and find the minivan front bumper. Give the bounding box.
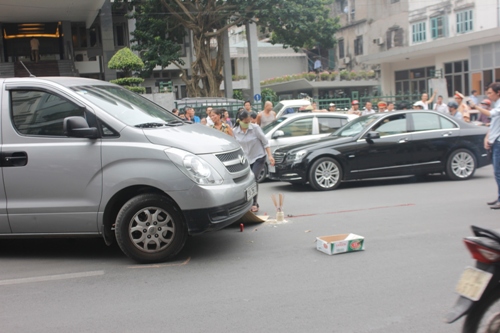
[183,197,253,235]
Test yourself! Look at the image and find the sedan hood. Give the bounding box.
[277,135,355,153]
[144,123,240,154]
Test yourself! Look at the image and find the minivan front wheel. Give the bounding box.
[115,194,187,263]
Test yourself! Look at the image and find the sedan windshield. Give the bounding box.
[262,117,288,134]
[71,85,178,126]
[333,114,379,137]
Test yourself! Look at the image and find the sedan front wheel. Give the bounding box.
[446,148,476,180]
[308,157,342,191]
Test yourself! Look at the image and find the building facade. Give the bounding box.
[333,0,500,100]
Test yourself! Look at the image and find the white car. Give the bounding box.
[257,112,358,182]
[273,99,312,118]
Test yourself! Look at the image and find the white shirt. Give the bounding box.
[433,103,449,114]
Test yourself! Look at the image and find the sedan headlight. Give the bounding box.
[286,149,308,163]
[165,148,223,185]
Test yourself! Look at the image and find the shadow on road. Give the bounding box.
[0,238,125,261]
[267,173,486,192]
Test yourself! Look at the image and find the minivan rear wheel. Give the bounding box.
[115,194,187,263]
[446,149,476,180]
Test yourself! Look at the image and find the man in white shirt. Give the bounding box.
[361,102,376,115]
[433,95,449,114]
[205,107,214,126]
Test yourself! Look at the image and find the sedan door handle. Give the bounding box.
[442,132,453,137]
[398,138,410,143]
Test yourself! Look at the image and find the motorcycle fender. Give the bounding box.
[445,296,475,323]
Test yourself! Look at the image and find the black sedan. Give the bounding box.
[270,110,490,191]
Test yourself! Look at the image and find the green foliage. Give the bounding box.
[128,0,185,73]
[261,88,277,102]
[110,77,144,86]
[108,47,144,76]
[117,0,341,97]
[233,89,243,100]
[125,86,146,94]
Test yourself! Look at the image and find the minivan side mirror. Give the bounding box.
[272,130,285,139]
[64,116,100,139]
[365,131,380,142]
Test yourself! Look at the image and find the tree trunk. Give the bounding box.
[181,31,225,97]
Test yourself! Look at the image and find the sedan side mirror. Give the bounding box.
[365,131,380,142]
[272,130,285,139]
[64,116,100,139]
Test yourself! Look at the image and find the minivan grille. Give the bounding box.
[274,151,286,164]
[216,148,249,173]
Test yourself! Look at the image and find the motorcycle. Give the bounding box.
[446,226,500,332]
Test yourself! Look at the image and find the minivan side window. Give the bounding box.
[11,90,84,136]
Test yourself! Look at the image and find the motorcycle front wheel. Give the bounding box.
[464,287,500,333]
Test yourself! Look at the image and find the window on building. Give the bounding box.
[431,16,446,39]
[444,60,469,97]
[395,66,435,95]
[114,23,127,47]
[412,21,426,43]
[338,39,345,59]
[350,0,356,21]
[457,10,473,34]
[390,0,400,3]
[354,36,363,56]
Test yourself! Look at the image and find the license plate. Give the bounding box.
[455,266,493,301]
[246,183,258,201]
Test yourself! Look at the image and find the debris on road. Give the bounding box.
[315,233,365,255]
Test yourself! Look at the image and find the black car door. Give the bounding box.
[347,113,414,178]
[407,112,460,173]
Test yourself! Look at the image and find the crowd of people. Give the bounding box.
[175,86,500,211]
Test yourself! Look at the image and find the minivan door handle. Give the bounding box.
[1,152,28,167]
[442,131,453,137]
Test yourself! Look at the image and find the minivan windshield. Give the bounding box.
[333,114,379,137]
[262,117,288,134]
[71,85,178,126]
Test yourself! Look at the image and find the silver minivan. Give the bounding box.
[0,77,256,263]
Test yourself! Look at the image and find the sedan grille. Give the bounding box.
[274,151,286,164]
[216,148,249,173]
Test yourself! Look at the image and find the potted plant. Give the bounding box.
[320,71,330,81]
[339,70,349,80]
[349,71,358,80]
[330,71,338,81]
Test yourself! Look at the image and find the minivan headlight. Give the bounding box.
[165,148,223,185]
[286,149,308,163]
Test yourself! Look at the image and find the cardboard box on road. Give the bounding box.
[316,233,365,255]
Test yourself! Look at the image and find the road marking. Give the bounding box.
[0,270,104,286]
[286,203,415,219]
[127,256,191,269]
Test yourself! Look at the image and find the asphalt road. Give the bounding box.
[1,166,499,333]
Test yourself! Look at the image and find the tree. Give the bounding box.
[108,47,146,94]
[127,0,340,97]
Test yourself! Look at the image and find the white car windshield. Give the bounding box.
[333,115,378,137]
[71,85,178,126]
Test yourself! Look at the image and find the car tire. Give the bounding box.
[446,148,477,180]
[115,194,187,264]
[256,163,268,183]
[308,157,342,191]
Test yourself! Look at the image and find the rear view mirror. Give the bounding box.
[64,116,100,139]
[365,131,380,142]
[272,130,285,139]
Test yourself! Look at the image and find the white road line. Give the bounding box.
[0,270,105,286]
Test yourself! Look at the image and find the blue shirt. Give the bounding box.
[452,111,463,120]
[193,115,200,123]
[233,124,269,164]
[489,99,500,143]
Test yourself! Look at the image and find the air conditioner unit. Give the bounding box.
[377,37,384,45]
[74,51,88,62]
[344,57,350,65]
